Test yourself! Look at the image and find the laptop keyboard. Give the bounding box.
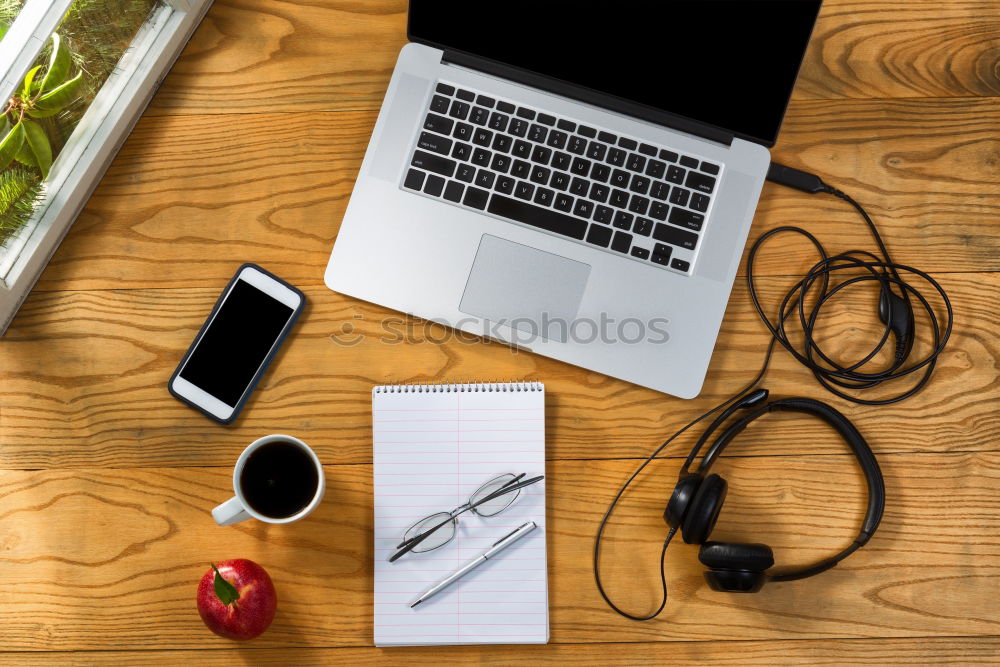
[402,81,722,275]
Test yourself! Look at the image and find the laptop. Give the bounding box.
[325,1,823,398]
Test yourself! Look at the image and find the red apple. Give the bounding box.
[197,559,277,640]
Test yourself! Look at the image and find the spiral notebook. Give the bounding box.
[372,381,548,646]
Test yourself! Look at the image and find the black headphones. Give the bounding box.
[664,388,885,593]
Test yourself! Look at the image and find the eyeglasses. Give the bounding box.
[389,472,544,563]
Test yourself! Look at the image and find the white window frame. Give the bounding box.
[0,0,214,334]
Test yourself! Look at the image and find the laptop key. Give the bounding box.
[594,205,613,224]
[489,194,587,240]
[557,119,576,132]
[491,153,511,173]
[650,201,669,221]
[403,168,425,191]
[554,193,574,212]
[449,100,470,120]
[516,107,536,120]
[513,140,532,158]
[568,136,588,155]
[690,192,710,212]
[586,223,613,248]
[630,175,650,195]
[470,107,489,125]
[633,217,653,236]
[668,207,705,231]
[509,118,529,137]
[610,189,629,208]
[531,145,552,165]
[492,134,513,153]
[412,150,456,178]
[424,174,445,197]
[472,128,493,147]
[424,113,454,135]
[489,112,509,132]
[608,148,626,166]
[700,161,720,175]
[590,183,609,203]
[574,199,594,219]
[680,155,699,169]
[547,130,568,149]
[444,180,464,202]
[610,169,630,188]
[660,149,679,163]
[590,163,611,182]
[436,82,455,96]
[472,148,491,167]
[631,246,650,260]
[464,186,489,210]
[627,153,646,172]
[552,151,571,171]
[476,94,495,108]
[529,124,548,143]
[456,89,476,102]
[654,223,698,249]
[666,165,686,184]
[671,257,691,272]
[511,160,530,178]
[570,177,589,196]
[515,181,535,200]
[652,243,673,265]
[537,113,556,126]
[628,194,650,215]
[530,165,551,185]
[497,100,516,113]
[669,186,690,206]
[495,175,515,194]
[456,163,476,183]
[618,137,638,150]
[598,131,617,144]
[452,142,471,161]
[587,142,607,161]
[550,172,570,191]
[650,181,670,200]
[639,143,657,157]
[534,187,555,206]
[454,122,473,141]
[578,125,597,138]
[613,211,633,230]
[645,159,666,179]
[476,170,495,189]
[611,230,632,253]
[685,171,717,194]
[430,95,450,114]
[571,157,591,176]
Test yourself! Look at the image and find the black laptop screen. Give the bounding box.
[408,0,822,146]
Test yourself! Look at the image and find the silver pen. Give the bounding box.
[410,520,538,608]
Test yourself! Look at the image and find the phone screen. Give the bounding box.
[179,279,294,406]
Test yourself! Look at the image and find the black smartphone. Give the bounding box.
[168,263,305,424]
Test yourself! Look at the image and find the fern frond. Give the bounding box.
[0,165,43,247]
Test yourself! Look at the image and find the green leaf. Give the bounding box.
[0,22,9,41]
[0,123,25,171]
[29,72,83,118]
[21,120,52,179]
[21,65,42,99]
[211,564,240,606]
[14,135,36,167]
[40,33,71,94]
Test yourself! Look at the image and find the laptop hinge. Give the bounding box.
[442,49,735,147]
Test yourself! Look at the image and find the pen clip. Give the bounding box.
[492,521,531,547]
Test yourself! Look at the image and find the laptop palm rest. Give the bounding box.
[459,235,591,343]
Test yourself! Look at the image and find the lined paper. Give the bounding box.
[372,382,548,646]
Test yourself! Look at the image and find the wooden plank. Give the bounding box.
[6,637,1000,665]
[0,273,992,469]
[0,453,997,650]
[27,96,1000,294]
[143,0,1000,117]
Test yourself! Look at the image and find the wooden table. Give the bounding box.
[1,1,998,664]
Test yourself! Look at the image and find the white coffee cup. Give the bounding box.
[212,434,326,526]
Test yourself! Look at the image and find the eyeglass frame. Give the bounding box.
[388,472,544,563]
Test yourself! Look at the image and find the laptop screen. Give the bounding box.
[408,0,822,146]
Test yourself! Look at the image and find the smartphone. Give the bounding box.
[169,264,305,424]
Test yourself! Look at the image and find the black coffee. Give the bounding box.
[240,441,319,518]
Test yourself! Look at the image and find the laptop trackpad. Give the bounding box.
[460,235,591,343]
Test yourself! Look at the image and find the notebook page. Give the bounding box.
[372,383,548,646]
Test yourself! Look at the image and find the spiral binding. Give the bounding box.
[373,380,543,394]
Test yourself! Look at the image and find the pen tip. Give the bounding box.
[410,599,422,608]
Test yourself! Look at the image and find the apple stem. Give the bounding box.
[211,563,241,606]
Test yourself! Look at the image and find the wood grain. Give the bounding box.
[27,96,1000,295]
[0,272,992,469]
[8,637,1000,665]
[142,0,1000,117]
[0,453,997,651]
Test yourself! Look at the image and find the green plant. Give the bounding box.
[0,165,43,246]
[0,32,83,179]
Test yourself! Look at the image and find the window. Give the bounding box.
[0,0,213,332]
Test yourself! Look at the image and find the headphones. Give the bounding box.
[664,388,885,593]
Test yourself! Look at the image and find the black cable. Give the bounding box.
[593,162,954,619]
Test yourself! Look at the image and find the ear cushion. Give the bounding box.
[699,541,775,571]
[703,568,767,593]
[664,474,701,528]
[681,473,727,544]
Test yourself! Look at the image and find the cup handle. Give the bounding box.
[212,496,251,526]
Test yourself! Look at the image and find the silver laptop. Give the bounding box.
[326,1,822,398]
